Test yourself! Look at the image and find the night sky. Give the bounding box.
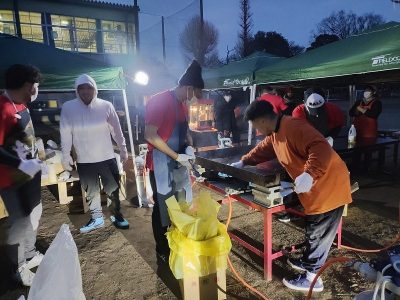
[134,0,400,55]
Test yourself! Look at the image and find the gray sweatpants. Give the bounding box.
[77,158,122,219]
[1,172,42,269]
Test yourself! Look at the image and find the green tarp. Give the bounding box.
[255,22,400,84]
[203,51,284,89]
[0,35,124,90]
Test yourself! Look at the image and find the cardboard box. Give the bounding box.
[179,269,226,300]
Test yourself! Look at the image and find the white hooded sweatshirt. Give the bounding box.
[60,74,127,163]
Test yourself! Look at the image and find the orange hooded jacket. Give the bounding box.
[242,116,352,215]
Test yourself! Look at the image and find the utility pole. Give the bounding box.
[13,0,22,38]
[134,0,140,53]
[199,0,204,65]
[161,16,166,63]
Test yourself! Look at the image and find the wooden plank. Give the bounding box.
[0,196,8,219]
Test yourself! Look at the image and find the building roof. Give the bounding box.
[83,0,134,8]
[57,0,135,9]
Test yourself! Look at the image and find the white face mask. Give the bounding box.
[31,83,39,102]
[223,95,232,103]
[363,91,372,100]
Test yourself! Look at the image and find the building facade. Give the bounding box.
[0,0,139,62]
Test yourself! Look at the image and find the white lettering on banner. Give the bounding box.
[223,77,252,87]
[371,53,400,67]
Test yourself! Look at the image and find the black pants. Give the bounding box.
[302,205,344,273]
[149,171,170,255]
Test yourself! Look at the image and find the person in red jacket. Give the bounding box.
[255,86,288,142]
[349,85,382,142]
[0,65,43,287]
[258,85,288,114]
[292,87,345,145]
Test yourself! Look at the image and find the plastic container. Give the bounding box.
[348,124,357,147]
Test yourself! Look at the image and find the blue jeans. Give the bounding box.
[302,205,344,273]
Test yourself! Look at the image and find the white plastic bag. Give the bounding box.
[28,224,85,300]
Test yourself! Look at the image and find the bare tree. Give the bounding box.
[288,41,305,57]
[179,15,219,66]
[313,10,385,39]
[236,0,253,58]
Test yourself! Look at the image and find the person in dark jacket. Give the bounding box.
[214,90,240,143]
[292,87,345,146]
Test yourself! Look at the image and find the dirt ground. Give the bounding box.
[1,165,400,300]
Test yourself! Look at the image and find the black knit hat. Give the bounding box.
[178,60,204,89]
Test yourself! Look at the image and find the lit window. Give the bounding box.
[51,14,96,52]
[127,23,135,52]
[101,20,128,54]
[0,10,16,36]
[20,11,43,43]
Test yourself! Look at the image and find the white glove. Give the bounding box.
[294,172,313,194]
[325,136,334,147]
[230,161,244,168]
[18,159,42,178]
[176,154,192,167]
[62,155,74,171]
[185,146,195,159]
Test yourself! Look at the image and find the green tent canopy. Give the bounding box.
[255,22,400,85]
[203,51,284,89]
[0,34,124,90]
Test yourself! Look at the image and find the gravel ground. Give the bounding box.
[1,168,399,300]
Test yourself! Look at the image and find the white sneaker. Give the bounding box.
[16,264,35,286]
[25,251,44,269]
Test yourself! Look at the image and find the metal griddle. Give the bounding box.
[195,146,285,187]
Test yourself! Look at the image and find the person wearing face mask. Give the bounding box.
[231,100,352,292]
[282,87,301,115]
[144,60,203,264]
[0,64,44,287]
[60,74,129,233]
[292,87,345,146]
[349,85,382,141]
[214,91,239,143]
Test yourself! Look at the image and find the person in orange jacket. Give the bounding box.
[349,85,382,142]
[231,100,352,292]
[292,87,345,146]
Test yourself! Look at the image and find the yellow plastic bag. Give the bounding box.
[166,191,232,279]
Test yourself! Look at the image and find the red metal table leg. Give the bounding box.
[336,217,343,249]
[264,208,273,281]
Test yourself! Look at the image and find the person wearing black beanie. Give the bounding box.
[144,60,204,264]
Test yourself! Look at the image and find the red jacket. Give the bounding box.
[258,93,288,114]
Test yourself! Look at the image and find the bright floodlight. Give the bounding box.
[134,71,149,86]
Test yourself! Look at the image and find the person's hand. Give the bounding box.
[120,150,129,165]
[294,172,313,194]
[325,136,334,147]
[185,146,195,159]
[62,155,74,171]
[176,154,193,167]
[356,106,367,114]
[18,159,42,178]
[230,161,244,168]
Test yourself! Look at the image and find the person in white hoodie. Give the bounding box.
[60,74,129,233]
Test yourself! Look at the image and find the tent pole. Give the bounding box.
[247,84,257,145]
[122,89,142,207]
[348,85,356,126]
